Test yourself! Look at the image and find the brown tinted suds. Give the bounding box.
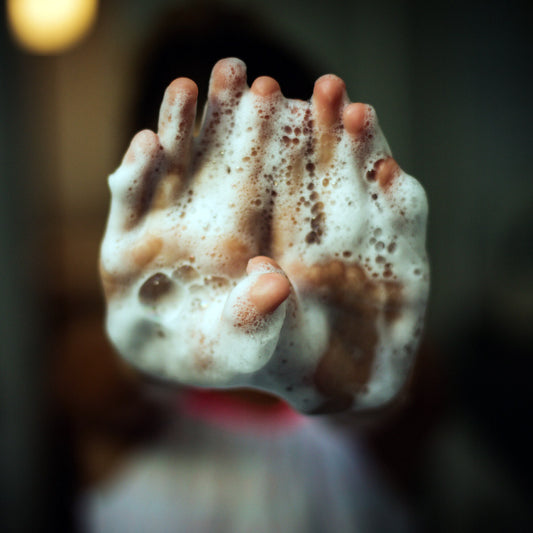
[150,170,186,209]
[314,324,375,408]
[218,236,254,276]
[130,236,163,269]
[286,259,403,402]
[316,132,336,170]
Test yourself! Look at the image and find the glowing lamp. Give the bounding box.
[7,0,99,54]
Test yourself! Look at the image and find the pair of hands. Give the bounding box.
[100,58,429,413]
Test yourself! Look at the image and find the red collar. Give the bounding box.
[180,388,306,434]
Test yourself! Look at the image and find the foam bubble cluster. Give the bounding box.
[99,58,429,413]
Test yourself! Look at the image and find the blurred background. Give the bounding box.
[1,0,532,531]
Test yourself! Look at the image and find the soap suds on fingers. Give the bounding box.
[100,58,429,413]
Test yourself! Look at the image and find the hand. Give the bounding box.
[100,58,429,413]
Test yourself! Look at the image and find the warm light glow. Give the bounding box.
[7,0,99,54]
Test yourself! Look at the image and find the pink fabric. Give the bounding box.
[180,389,306,434]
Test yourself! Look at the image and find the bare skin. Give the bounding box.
[100,58,428,413]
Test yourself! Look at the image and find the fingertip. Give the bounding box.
[159,78,198,134]
[313,74,346,105]
[124,129,160,164]
[250,76,281,97]
[343,103,368,135]
[312,74,347,129]
[249,273,291,315]
[166,77,198,101]
[210,57,247,95]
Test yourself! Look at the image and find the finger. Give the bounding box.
[250,75,281,98]
[312,74,347,130]
[157,77,198,173]
[219,262,289,376]
[224,257,291,331]
[312,74,348,168]
[196,58,247,150]
[343,103,392,165]
[209,57,248,98]
[109,129,162,231]
[365,156,401,191]
[249,273,291,316]
[344,104,398,191]
[223,77,283,252]
[246,257,291,316]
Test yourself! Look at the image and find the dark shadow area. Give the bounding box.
[131,3,320,137]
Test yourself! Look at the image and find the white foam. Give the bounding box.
[100,59,429,412]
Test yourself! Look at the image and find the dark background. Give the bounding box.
[1,0,532,531]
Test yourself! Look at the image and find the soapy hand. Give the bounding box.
[100,58,429,413]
